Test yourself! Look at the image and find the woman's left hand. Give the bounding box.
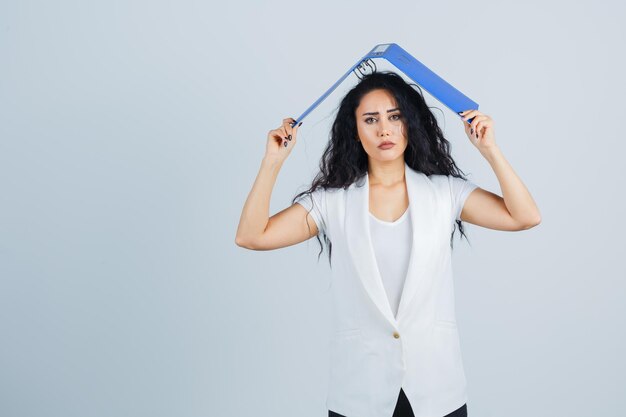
[459,110,497,153]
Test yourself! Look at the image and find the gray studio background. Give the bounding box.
[1,1,624,416]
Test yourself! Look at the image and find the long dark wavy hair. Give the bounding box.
[292,71,473,267]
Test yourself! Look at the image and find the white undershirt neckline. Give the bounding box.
[368,206,410,225]
[368,205,412,319]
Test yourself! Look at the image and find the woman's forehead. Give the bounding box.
[357,89,398,112]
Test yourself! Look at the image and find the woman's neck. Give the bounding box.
[368,159,405,187]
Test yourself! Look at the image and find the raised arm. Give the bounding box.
[235,118,319,250]
[458,109,541,231]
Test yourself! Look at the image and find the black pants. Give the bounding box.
[328,388,468,417]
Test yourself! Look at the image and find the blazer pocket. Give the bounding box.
[334,328,361,339]
[434,319,458,330]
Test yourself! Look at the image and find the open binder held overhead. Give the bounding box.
[291,43,479,128]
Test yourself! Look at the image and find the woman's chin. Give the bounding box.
[368,152,405,164]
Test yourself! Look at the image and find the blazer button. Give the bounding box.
[393,331,400,339]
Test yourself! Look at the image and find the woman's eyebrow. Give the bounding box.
[361,108,400,116]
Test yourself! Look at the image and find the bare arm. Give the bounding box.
[235,118,319,250]
[458,109,541,231]
[235,157,318,250]
[461,147,541,231]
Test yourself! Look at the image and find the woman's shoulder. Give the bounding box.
[425,173,466,184]
[423,174,471,198]
[316,182,357,194]
[307,185,345,196]
[295,185,343,207]
[424,173,452,188]
[425,174,478,200]
[426,173,449,181]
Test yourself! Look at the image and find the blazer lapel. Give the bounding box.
[345,162,440,329]
[396,164,440,324]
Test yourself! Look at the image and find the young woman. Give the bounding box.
[236,71,541,417]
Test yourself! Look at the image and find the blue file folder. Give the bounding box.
[292,43,479,127]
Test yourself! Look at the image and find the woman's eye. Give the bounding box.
[364,115,400,124]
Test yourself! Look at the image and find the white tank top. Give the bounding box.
[369,206,412,319]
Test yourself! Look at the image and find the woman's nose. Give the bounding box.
[378,122,391,136]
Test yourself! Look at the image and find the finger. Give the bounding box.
[461,109,482,124]
[461,109,481,118]
[282,119,294,140]
[286,117,299,140]
[469,115,487,129]
[458,110,470,125]
[283,117,296,128]
[469,115,488,132]
[465,117,480,136]
[476,119,491,134]
[280,126,288,137]
[292,121,302,139]
[460,116,474,133]
[270,130,285,147]
[474,120,491,137]
[270,128,284,140]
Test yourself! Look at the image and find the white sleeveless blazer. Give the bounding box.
[295,161,478,417]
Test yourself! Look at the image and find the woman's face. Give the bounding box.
[355,88,408,163]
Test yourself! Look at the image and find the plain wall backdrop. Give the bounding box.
[1,0,625,416]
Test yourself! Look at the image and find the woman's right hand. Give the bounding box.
[265,117,301,163]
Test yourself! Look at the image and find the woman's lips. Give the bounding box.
[378,142,395,150]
